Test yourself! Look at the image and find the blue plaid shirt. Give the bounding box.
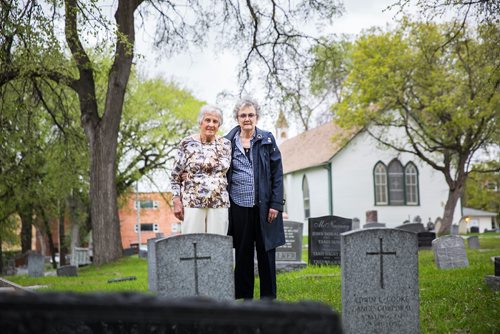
[229,130,255,207]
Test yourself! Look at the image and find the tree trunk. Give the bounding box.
[0,235,3,274]
[68,192,82,251]
[40,208,58,269]
[87,128,123,265]
[65,0,141,265]
[18,204,33,253]
[59,201,66,266]
[438,187,463,235]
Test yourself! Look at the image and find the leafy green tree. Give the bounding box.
[464,160,500,220]
[322,20,499,234]
[117,76,202,195]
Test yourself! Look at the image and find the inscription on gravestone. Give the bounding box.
[276,221,303,261]
[276,221,306,272]
[341,229,420,334]
[308,215,352,265]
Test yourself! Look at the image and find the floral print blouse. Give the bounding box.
[170,135,231,208]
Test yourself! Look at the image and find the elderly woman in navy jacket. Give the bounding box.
[225,97,285,300]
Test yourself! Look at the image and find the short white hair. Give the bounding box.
[233,96,261,120]
[198,104,224,125]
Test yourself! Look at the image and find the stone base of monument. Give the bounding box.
[0,292,342,333]
[276,261,307,273]
[484,276,500,291]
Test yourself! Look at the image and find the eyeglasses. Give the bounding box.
[238,113,256,119]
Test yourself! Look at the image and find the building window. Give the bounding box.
[135,200,159,209]
[405,162,419,205]
[135,223,159,232]
[302,175,310,219]
[373,159,419,206]
[388,159,404,205]
[374,162,388,205]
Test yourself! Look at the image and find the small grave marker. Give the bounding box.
[432,235,469,269]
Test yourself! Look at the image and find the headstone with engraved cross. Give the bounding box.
[341,228,420,334]
[154,234,234,300]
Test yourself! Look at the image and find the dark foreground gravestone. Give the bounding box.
[341,229,419,334]
[0,293,342,334]
[308,215,352,265]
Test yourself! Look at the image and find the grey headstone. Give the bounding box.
[417,231,436,249]
[5,258,16,276]
[155,234,234,300]
[363,222,386,229]
[56,265,78,277]
[352,218,360,230]
[308,215,352,265]
[467,236,480,249]
[276,221,306,272]
[432,236,469,269]
[395,223,426,233]
[450,225,459,235]
[147,237,166,292]
[28,252,44,277]
[341,228,420,334]
[71,247,91,266]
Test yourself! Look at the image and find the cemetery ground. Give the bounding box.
[5,232,500,333]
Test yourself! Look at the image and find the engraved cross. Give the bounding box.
[180,242,211,295]
[366,238,396,289]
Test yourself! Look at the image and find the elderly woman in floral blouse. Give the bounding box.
[170,104,232,235]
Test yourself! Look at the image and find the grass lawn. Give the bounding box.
[5,232,500,333]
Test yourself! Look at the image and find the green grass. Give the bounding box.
[5,233,500,333]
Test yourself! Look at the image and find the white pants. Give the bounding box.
[182,207,229,235]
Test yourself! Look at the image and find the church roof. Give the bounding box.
[279,122,358,174]
[462,207,497,217]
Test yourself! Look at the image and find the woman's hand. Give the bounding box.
[173,196,184,221]
[267,208,279,224]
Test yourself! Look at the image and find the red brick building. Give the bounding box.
[119,192,180,249]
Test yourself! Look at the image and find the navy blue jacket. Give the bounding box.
[225,126,285,251]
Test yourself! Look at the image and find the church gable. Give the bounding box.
[279,122,357,174]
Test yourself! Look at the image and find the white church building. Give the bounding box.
[278,122,462,233]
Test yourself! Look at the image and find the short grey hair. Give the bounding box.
[233,96,261,120]
[198,104,224,126]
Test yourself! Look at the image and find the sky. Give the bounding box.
[133,0,409,134]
